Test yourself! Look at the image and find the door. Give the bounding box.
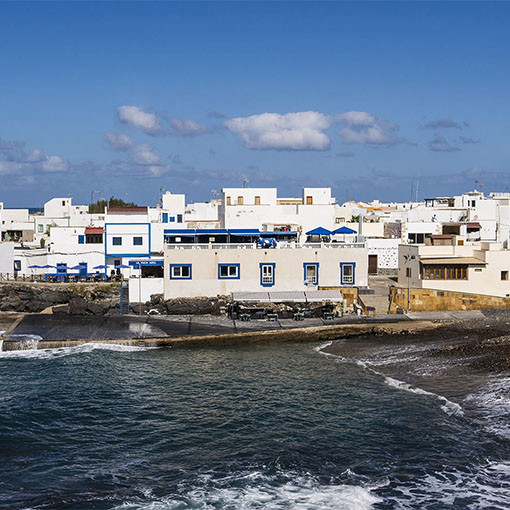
[368,255,378,275]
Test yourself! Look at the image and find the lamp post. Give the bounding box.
[138,262,142,315]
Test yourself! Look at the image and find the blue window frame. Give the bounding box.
[169,264,192,279]
[162,213,168,223]
[170,216,175,222]
[113,237,122,246]
[78,235,85,244]
[303,263,319,285]
[340,262,356,285]
[260,263,275,287]
[177,214,183,223]
[218,263,240,279]
[133,236,143,246]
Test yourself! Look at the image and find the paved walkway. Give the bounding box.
[405,310,485,320]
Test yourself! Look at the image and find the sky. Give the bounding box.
[1,1,510,207]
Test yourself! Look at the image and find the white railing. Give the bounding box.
[166,242,365,250]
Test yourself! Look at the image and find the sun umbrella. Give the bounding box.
[69,264,86,270]
[28,264,42,269]
[305,227,332,236]
[114,264,130,269]
[40,264,56,269]
[93,265,107,270]
[333,226,357,235]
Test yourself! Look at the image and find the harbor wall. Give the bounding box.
[389,287,510,313]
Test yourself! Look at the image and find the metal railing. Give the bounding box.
[166,242,365,250]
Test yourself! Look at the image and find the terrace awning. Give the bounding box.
[305,227,332,236]
[333,226,357,235]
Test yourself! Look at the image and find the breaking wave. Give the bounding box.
[0,342,157,359]
[315,342,464,417]
[114,472,384,510]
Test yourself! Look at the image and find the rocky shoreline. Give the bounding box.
[322,308,510,376]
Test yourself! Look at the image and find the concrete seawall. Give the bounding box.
[1,317,438,351]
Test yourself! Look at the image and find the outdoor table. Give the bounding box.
[266,313,278,322]
[293,312,305,321]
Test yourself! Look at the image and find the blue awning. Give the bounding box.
[164,229,196,234]
[333,226,357,234]
[195,229,228,235]
[306,227,332,236]
[228,229,260,234]
[259,231,297,237]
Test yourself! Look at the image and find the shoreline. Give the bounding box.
[1,314,437,350]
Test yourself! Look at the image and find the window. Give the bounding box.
[255,196,261,205]
[78,235,85,244]
[162,213,168,223]
[170,264,192,279]
[408,233,425,244]
[177,214,183,223]
[133,237,143,246]
[86,234,102,244]
[306,196,313,205]
[170,216,175,222]
[422,265,468,280]
[38,224,43,233]
[303,263,319,285]
[502,271,508,281]
[226,196,231,206]
[340,263,355,285]
[335,218,345,224]
[260,263,275,286]
[62,200,66,206]
[237,196,244,205]
[113,237,122,246]
[406,267,412,278]
[218,263,240,279]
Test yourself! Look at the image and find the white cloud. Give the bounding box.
[42,155,69,172]
[169,117,208,136]
[132,144,162,165]
[0,161,23,175]
[429,132,460,152]
[118,106,164,135]
[337,111,403,146]
[104,132,133,151]
[225,111,333,150]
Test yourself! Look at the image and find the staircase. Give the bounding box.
[360,276,393,315]
[119,280,130,314]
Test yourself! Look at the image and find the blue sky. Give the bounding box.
[1,1,510,207]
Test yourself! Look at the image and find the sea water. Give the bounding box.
[1,340,510,509]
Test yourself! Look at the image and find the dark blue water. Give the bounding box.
[1,341,510,509]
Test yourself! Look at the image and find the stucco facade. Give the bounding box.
[164,245,368,299]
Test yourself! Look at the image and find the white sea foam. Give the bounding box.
[115,474,384,510]
[315,342,463,417]
[465,376,510,438]
[385,461,510,509]
[383,376,464,416]
[0,342,157,359]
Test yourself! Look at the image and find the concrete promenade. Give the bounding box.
[0,312,442,351]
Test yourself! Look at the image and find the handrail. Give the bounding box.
[166,242,365,250]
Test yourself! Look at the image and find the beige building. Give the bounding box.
[398,241,510,297]
[164,243,368,298]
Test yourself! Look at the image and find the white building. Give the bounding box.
[164,242,368,299]
[398,241,510,297]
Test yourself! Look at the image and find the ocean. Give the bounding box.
[1,337,510,509]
